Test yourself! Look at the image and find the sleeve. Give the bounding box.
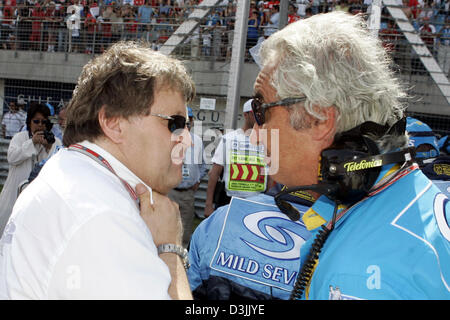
[187,207,228,297]
[187,223,204,293]
[47,213,172,299]
[197,136,208,180]
[7,133,38,166]
[211,136,225,166]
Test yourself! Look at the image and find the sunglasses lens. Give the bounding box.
[33,120,47,125]
[251,99,264,125]
[168,115,187,133]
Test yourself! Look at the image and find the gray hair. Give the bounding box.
[259,12,408,151]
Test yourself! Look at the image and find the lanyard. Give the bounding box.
[68,143,139,207]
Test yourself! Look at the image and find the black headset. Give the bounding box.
[275,118,416,221]
[274,118,416,300]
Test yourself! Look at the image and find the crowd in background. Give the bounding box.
[0,0,448,57]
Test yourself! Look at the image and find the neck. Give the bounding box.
[241,123,253,135]
[92,136,127,166]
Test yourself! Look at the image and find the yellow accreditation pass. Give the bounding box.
[228,152,267,192]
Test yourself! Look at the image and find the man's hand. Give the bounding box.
[136,183,183,246]
[135,183,192,300]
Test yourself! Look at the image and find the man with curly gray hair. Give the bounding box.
[251,12,450,299]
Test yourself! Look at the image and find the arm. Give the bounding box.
[7,133,39,166]
[204,163,223,217]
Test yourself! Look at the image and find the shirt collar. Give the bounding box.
[79,140,154,204]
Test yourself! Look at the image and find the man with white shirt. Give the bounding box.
[1,100,26,139]
[0,41,195,300]
[203,99,268,218]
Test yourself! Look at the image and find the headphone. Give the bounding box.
[275,118,416,221]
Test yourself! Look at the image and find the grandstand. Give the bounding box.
[1,0,449,214]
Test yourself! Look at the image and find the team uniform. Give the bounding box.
[188,193,312,299]
[298,163,450,300]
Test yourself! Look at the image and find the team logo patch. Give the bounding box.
[210,198,311,291]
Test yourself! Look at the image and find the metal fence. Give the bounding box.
[0,138,9,187]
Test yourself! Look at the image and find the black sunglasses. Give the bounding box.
[32,119,48,125]
[151,113,187,133]
[251,96,308,126]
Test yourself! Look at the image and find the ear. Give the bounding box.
[98,106,125,144]
[311,106,337,146]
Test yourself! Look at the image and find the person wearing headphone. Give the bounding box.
[406,117,450,198]
[249,12,449,299]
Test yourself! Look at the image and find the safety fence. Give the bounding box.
[0,138,9,187]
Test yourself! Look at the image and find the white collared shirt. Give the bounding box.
[0,141,170,299]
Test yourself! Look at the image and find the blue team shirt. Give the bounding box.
[301,167,450,300]
[188,194,312,299]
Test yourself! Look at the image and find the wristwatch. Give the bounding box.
[157,243,190,270]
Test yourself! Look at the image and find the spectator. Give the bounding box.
[1,100,26,139]
[54,2,67,52]
[288,3,300,24]
[168,106,208,248]
[379,19,400,54]
[84,12,98,53]
[263,3,279,37]
[406,117,440,165]
[224,1,236,59]
[0,41,194,299]
[44,1,58,52]
[311,0,320,14]
[66,8,80,52]
[110,5,123,43]
[122,4,137,40]
[204,99,268,218]
[52,106,66,141]
[437,15,450,76]
[1,4,15,49]
[408,0,421,19]
[419,16,437,55]
[66,0,82,18]
[335,0,350,12]
[251,11,449,299]
[246,9,260,60]
[0,103,62,235]
[30,3,45,51]
[189,25,200,57]
[16,2,32,50]
[406,117,450,198]
[137,0,153,38]
[296,0,309,18]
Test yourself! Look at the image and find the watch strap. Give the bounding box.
[157,243,190,270]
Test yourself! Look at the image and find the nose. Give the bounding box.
[173,126,192,149]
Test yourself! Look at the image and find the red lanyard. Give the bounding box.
[68,144,139,205]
